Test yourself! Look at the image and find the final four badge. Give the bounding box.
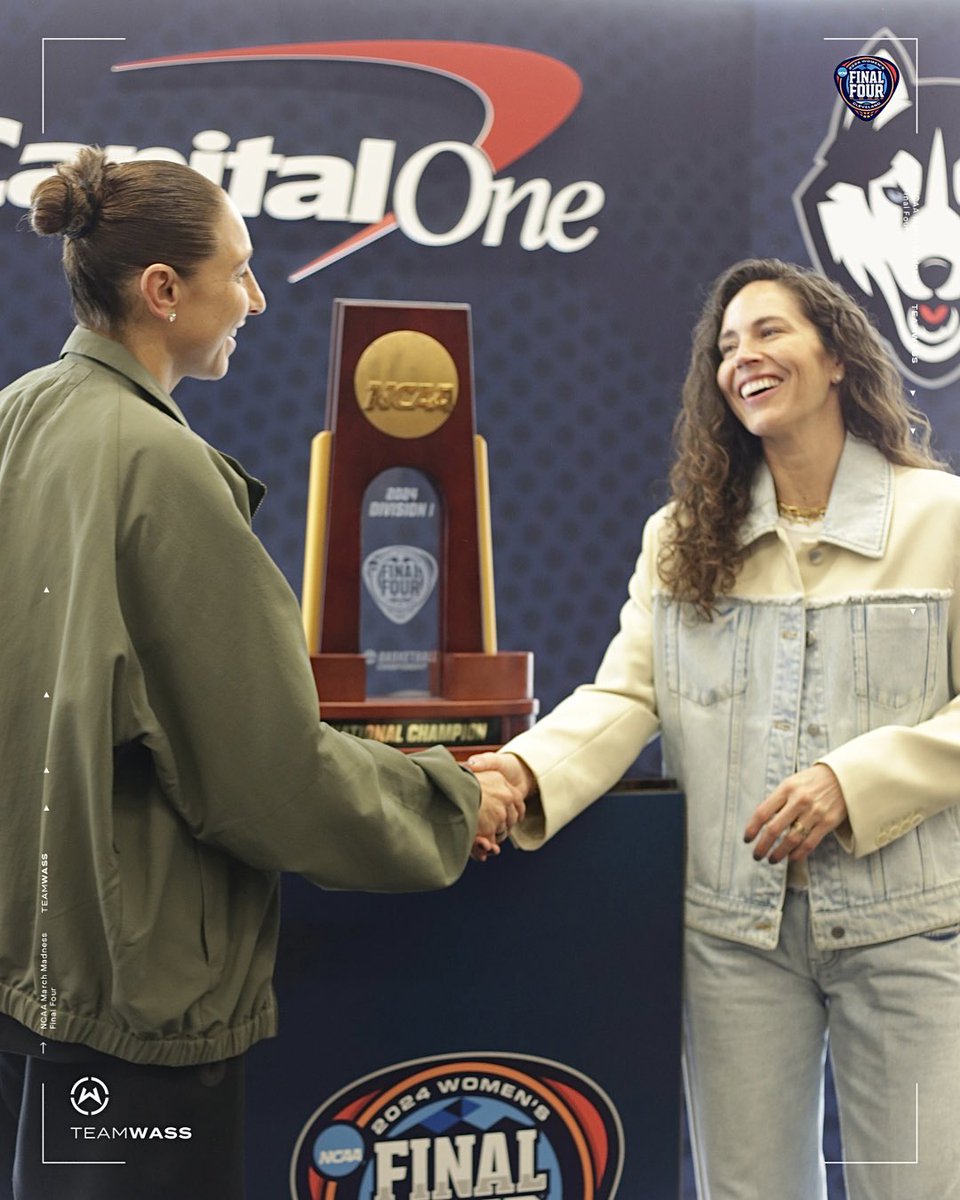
[362,545,439,625]
[834,56,899,122]
[289,1053,625,1199]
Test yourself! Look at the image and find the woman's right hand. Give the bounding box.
[466,752,536,861]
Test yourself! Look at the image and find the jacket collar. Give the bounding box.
[60,326,267,517]
[60,326,190,427]
[739,433,893,559]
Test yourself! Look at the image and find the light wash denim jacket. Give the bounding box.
[508,435,960,950]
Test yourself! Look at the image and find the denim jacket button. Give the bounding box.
[807,722,821,737]
[805,630,817,646]
[831,925,845,939]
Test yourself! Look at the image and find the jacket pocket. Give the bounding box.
[664,601,750,706]
[918,923,960,942]
[852,600,940,720]
[196,846,226,976]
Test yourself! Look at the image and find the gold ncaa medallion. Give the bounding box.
[354,330,459,439]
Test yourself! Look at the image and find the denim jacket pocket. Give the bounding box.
[918,923,960,943]
[664,600,751,706]
[851,599,941,722]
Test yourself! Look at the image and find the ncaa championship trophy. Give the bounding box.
[301,299,537,755]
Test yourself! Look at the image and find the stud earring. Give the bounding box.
[168,312,177,323]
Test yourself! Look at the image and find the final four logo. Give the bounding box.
[289,1053,624,1199]
[834,55,899,122]
[362,546,439,625]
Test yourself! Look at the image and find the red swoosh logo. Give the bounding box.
[113,41,583,280]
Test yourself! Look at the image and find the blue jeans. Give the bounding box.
[683,889,960,1200]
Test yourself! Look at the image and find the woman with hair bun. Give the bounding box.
[470,259,960,1199]
[29,145,261,385]
[0,148,505,1199]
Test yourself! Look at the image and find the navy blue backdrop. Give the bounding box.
[2,4,958,1197]
[3,2,958,721]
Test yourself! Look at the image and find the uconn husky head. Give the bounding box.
[794,31,960,388]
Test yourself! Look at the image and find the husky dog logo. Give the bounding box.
[795,30,960,388]
[362,545,438,625]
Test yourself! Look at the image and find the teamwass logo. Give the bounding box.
[66,1072,192,1141]
[0,41,602,282]
[289,1053,624,1200]
[70,1076,110,1117]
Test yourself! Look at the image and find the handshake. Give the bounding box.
[465,752,536,862]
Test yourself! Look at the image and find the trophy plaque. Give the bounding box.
[301,300,537,756]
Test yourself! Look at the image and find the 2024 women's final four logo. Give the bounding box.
[833,55,899,122]
[289,1053,624,1199]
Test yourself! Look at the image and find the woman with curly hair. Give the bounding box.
[470,259,960,1199]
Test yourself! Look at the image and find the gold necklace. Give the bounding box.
[777,500,827,522]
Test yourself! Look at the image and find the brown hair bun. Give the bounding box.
[30,146,108,241]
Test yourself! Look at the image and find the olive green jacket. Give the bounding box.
[0,328,479,1066]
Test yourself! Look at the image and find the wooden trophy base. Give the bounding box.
[311,651,538,760]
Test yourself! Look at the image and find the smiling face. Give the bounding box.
[168,196,265,385]
[716,280,845,451]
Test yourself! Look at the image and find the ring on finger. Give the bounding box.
[495,828,509,843]
[790,820,809,840]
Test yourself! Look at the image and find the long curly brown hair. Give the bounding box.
[659,258,945,617]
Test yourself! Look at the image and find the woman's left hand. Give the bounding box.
[744,763,848,864]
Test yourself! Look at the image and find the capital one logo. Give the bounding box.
[0,41,603,281]
[70,1076,110,1117]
